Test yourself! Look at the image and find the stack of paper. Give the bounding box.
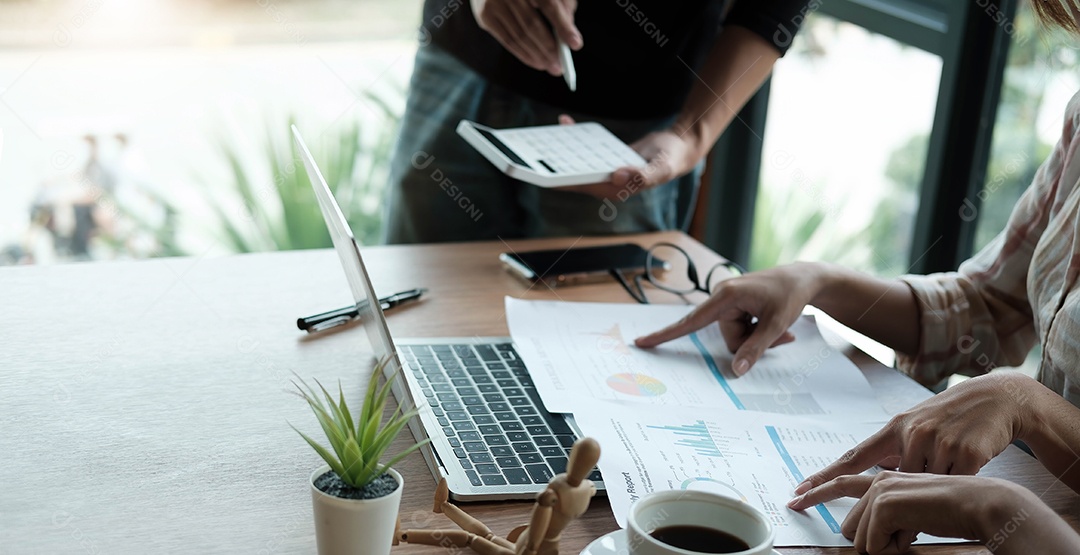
[506,298,888,418]
[505,298,955,548]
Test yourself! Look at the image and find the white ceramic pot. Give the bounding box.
[310,466,403,555]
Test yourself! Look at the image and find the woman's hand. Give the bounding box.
[787,472,1078,555]
[635,262,924,376]
[471,0,582,75]
[794,373,1036,493]
[634,262,829,375]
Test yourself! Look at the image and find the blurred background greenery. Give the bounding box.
[204,97,398,253]
[0,0,418,264]
[0,1,1073,275]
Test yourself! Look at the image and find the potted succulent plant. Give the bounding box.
[292,358,428,555]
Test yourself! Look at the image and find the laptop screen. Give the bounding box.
[291,125,401,376]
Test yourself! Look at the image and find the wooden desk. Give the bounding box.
[2,231,1076,553]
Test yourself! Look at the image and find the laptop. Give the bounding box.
[291,126,604,501]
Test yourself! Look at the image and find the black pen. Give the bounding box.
[297,288,427,332]
[380,287,428,310]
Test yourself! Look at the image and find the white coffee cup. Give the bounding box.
[626,490,775,555]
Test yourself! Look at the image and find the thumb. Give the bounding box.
[897,530,919,553]
[611,166,640,189]
[558,114,576,125]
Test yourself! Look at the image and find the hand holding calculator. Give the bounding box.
[457,120,647,188]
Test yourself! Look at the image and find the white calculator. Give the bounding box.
[456,120,647,187]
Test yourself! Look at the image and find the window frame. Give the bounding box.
[700,0,1018,274]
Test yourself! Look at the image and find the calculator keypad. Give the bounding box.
[498,124,644,175]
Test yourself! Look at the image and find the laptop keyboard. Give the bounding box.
[401,343,603,488]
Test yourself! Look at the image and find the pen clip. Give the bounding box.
[308,314,356,333]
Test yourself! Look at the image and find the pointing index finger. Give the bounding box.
[634,319,701,348]
[787,474,874,511]
[793,428,896,496]
[634,301,721,348]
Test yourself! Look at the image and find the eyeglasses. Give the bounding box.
[611,242,746,304]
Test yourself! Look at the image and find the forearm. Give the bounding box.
[672,26,780,158]
[806,262,921,355]
[1017,377,1080,493]
[979,480,1080,555]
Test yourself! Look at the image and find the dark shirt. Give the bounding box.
[422,0,812,120]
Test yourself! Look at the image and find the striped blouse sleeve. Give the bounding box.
[894,116,1073,386]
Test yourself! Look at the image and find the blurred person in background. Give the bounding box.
[8,133,173,265]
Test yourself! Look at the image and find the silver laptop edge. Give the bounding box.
[291,126,599,500]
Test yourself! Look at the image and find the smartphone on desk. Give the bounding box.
[499,243,665,287]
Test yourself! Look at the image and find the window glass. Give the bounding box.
[974,3,1080,252]
[751,14,942,277]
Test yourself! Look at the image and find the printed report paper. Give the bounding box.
[506,298,887,418]
[573,401,961,547]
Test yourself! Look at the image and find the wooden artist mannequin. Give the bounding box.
[396,437,601,555]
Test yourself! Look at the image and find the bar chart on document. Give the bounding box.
[573,401,867,544]
[572,401,960,547]
[647,420,752,504]
[505,298,887,418]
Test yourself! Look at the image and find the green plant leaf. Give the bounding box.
[368,371,398,426]
[292,379,349,461]
[377,438,431,477]
[290,424,346,478]
[292,356,426,490]
[337,382,356,441]
[361,411,414,465]
[357,362,389,451]
[314,378,353,443]
[312,402,349,462]
[360,386,388,448]
[359,369,413,462]
[351,453,383,488]
[340,436,365,486]
[361,361,385,424]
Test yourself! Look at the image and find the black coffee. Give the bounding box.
[649,525,750,553]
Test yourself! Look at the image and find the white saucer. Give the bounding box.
[580,529,781,555]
